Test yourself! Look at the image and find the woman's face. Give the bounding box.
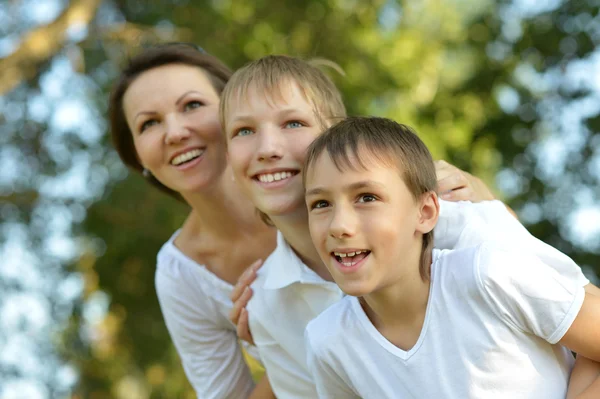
[123,63,226,195]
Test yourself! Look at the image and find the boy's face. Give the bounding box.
[305,151,434,297]
[225,82,324,217]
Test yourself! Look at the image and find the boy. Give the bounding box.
[303,116,600,398]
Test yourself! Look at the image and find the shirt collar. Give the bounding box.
[263,231,325,290]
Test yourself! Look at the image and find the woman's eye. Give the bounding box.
[184,100,203,111]
[140,119,159,133]
[358,194,377,203]
[285,121,304,129]
[311,200,330,209]
[235,128,253,137]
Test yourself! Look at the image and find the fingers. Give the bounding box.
[437,173,468,196]
[229,259,262,327]
[439,187,473,202]
[230,259,263,303]
[236,308,254,345]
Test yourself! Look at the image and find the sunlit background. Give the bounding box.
[1,0,599,397]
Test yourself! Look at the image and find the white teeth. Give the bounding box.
[171,149,204,166]
[334,250,366,258]
[258,171,294,183]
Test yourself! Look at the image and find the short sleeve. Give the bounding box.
[436,200,589,287]
[475,244,585,344]
[305,326,361,399]
[155,265,254,399]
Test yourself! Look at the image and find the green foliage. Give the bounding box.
[4,0,599,396]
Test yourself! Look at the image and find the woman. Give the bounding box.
[109,43,276,398]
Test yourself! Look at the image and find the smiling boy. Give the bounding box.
[304,116,600,398]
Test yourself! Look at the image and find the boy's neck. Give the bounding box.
[270,206,334,282]
[361,250,432,351]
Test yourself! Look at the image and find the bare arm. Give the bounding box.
[559,293,600,361]
[566,286,600,399]
[584,283,600,297]
[249,375,276,399]
[567,356,600,399]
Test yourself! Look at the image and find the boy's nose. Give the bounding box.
[328,206,356,239]
[257,128,284,161]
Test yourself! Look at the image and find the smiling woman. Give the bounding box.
[107,43,277,399]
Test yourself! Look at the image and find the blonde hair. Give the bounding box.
[219,55,347,134]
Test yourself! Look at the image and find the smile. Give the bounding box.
[255,170,298,183]
[331,250,371,267]
[170,148,205,166]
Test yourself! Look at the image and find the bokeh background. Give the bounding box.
[1,0,600,397]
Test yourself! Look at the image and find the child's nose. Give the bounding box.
[329,206,356,239]
[257,127,284,161]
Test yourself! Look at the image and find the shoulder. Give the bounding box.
[306,296,355,353]
[471,243,536,285]
[155,233,231,315]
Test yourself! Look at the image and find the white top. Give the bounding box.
[305,244,585,399]
[248,200,589,398]
[155,231,260,399]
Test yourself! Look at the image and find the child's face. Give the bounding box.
[305,151,430,296]
[225,82,324,216]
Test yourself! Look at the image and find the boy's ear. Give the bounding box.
[416,191,439,234]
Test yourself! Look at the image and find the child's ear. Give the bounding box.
[416,191,439,234]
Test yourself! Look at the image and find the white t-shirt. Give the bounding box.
[155,230,260,399]
[305,244,585,399]
[248,200,588,398]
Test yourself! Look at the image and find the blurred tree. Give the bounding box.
[1,0,599,397]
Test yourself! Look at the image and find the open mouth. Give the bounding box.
[331,250,371,267]
[170,149,205,166]
[254,170,299,183]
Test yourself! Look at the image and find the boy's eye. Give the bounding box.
[310,200,330,210]
[285,121,304,129]
[234,128,253,137]
[140,119,159,133]
[184,100,204,111]
[357,194,377,203]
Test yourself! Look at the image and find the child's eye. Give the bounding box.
[310,200,330,210]
[234,128,253,137]
[140,119,159,133]
[285,121,304,129]
[357,194,378,203]
[184,100,204,111]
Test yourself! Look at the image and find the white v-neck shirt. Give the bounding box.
[155,231,260,399]
[305,244,584,398]
[247,200,588,398]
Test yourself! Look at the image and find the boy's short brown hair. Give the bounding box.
[304,116,438,280]
[219,55,347,135]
